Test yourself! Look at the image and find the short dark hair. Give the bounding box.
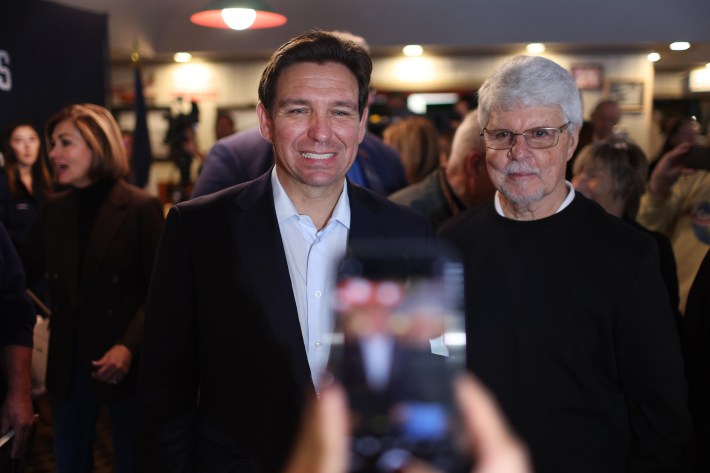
[258,29,372,117]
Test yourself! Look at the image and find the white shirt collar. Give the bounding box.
[271,167,351,230]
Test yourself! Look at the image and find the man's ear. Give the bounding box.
[466,151,484,175]
[565,128,579,163]
[256,102,273,142]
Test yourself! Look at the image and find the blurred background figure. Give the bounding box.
[21,103,164,473]
[383,115,441,185]
[214,112,235,141]
[0,220,37,464]
[572,141,680,320]
[165,101,202,202]
[648,116,701,177]
[390,110,495,230]
[638,117,710,314]
[567,100,622,179]
[0,121,53,251]
[680,248,710,471]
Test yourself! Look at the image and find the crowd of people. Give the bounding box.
[1,28,709,473]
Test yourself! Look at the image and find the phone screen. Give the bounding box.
[326,240,470,473]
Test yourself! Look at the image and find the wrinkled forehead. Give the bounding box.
[487,104,565,128]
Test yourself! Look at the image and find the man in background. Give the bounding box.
[566,99,621,178]
[214,112,235,141]
[390,110,495,229]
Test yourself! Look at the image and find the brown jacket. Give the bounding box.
[23,180,163,400]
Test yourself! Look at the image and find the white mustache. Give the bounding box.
[504,161,541,176]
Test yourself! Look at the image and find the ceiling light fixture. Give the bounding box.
[669,42,691,51]
[402,45,424,57]
[174,52,193,63]
[190,0,287,30]
[647,52,661,62]
[526,43,546,54]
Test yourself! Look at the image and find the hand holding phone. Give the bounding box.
[326,240,470,473]
[286,376,532,473]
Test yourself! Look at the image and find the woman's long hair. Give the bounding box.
[2,120,53,198]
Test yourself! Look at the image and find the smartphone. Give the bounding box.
[326,239,470,473]
[684,145,710,170]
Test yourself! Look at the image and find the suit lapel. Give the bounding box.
[347,182,386,241]
[229,173,314,396]
[78,181,128,303]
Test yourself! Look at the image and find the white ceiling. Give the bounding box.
[52,0,710,72]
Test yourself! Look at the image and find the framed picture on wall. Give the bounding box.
[571,64,603,90]
[604,79,644,112]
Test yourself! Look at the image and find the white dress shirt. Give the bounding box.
[272,168,350,390]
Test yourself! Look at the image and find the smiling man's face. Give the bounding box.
[257,61,368,199]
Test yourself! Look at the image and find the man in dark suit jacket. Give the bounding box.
[135,30,431,473]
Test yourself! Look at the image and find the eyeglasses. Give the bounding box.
[480,122,571,150]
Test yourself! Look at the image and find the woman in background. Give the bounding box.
[572,141,680,320]
[383,115,441,184]
[22,104,164,473]
[0,121,53,250]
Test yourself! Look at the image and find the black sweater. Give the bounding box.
[439,194,691,473]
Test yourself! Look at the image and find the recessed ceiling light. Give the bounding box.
[669,42,691,51]
[402,45,424,57]
[174,52,192,63]
[526,43,546,54]
[647,52,661,62]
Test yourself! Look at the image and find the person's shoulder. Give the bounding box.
[438,201,491,237]
[350,182,430,227]
[627,219,671,248]
[182,172,270,213]
[573,195,656,254]
[389,174,434,207]
[212,127,271,154]
[362,132,398,156]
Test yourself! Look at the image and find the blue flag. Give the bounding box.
[131,65,152,188]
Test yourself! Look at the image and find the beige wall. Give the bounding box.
[112,51,666,171]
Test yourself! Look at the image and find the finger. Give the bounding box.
[455,375,512,453]
[10,426,29,458]
[284,384,349,473]
[317,384,349,473]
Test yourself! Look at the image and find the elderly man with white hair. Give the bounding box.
[439,55,691,473]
